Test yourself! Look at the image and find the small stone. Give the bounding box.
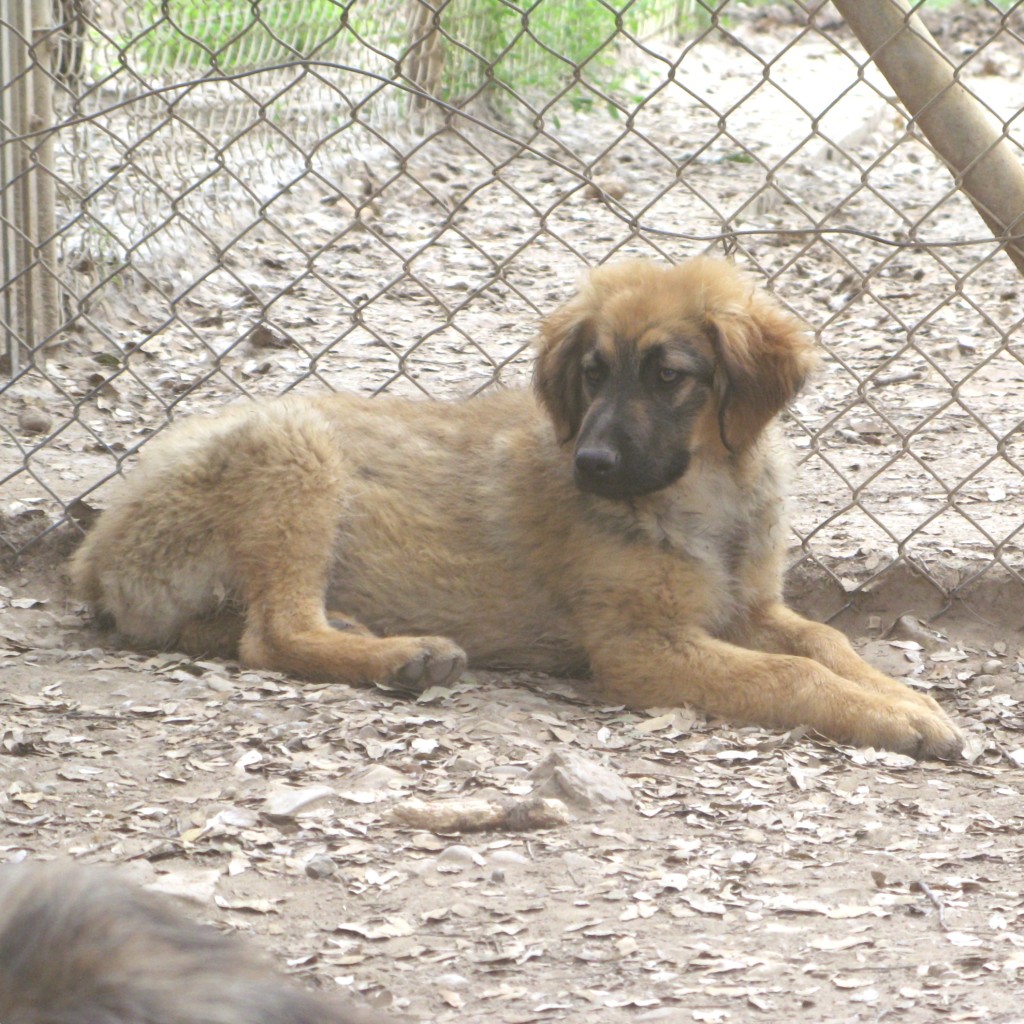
[247,323,289,349]
[305,855,337,880]
[529,750,633,812]
[204,675,235,693]
[261,784,335,822]
[886,615,942,651]
[584,176,628,202]
[434,972,470,990]
[488,849,530,867]
[436,844,485,868]
[18,408,52,434]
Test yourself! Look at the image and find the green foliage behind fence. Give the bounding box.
[439,0,700,104]
[117,0,703,105]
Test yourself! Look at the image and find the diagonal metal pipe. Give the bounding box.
[833,0,1024,276]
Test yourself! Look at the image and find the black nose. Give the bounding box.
[574,446,620,479]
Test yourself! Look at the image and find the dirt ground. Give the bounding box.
[3,8,1024,1024]
[2,544,1024,1024]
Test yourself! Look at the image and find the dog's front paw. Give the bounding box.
[871,701,963,761]
[389,638,467,692]
[861,667,953,721]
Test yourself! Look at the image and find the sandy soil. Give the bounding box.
[2,542,1023,1023]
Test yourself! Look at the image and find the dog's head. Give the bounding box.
[533,257,817,500]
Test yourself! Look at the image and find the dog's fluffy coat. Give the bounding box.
[0,861,397,1024]
[71,257,961,758]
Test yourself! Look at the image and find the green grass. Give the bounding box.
[119,1,348,72]
[430,0,707,104]
[111,0,1021,84]
[116,0,1013,113]
[114,0,707,101]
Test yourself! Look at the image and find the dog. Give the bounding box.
[70,257,962,759]
[0,861,400,1024]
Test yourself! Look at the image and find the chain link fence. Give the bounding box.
[2,0,1022,621]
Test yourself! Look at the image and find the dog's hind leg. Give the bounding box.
[233,527,465,691]
[201,409,468,691]
[178,607,377,664]
[237,538,467,690]
[175,600,448,687]
[239,592,466,691]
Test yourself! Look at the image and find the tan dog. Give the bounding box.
[71,258,962,758]
[0,861,400,1024]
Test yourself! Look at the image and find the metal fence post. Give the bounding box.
[834,0,1024,277]
[1,0,32,375]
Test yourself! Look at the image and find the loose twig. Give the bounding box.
[911,879,948,931]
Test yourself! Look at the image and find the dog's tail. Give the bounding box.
[0,861,402,1024]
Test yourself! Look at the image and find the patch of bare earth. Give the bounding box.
[2,538,1023,1023]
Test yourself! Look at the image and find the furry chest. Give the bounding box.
[636,478,781,631]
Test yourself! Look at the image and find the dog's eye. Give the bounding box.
[657,367,684,386]
[583,362,606,386]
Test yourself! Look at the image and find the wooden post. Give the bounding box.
[0,0,61,375]
[405,0,444,112]
[31,0,61,351]
[833,0,1024,276]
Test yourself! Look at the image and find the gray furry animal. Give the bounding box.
[0,861,400,1024]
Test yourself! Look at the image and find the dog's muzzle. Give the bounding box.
[574,445,620,482]
[573,441,690,500]
[573,444,636,499]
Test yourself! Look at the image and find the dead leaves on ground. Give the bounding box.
[2,608,1024,1020]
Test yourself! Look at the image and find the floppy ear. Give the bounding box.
[705,287,818,451]
[532,297,595,443]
